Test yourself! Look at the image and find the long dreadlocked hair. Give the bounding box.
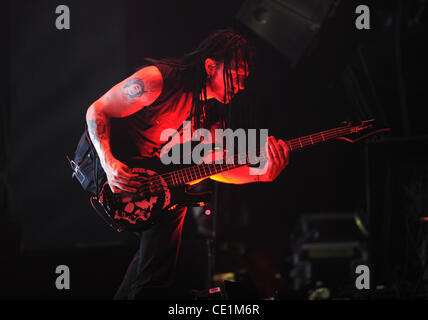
[145,27,256,130]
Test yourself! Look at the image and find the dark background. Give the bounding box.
[2,0,428,299]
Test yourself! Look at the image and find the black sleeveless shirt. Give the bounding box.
[110,63,202,163]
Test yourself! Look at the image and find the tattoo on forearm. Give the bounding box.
[88,111,109,157]
[124,78,145,98]
[86,109,112,165]
[88,118,107,140]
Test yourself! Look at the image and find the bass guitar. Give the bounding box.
[80,119,387,232]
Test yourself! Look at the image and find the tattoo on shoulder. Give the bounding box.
[124,78,145,98]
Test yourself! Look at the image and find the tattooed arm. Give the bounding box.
[86,65,163,193]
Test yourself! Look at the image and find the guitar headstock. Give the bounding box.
[350,119,375,133]
[337,119,390,143]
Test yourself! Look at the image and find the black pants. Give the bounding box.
[114,207,189,300]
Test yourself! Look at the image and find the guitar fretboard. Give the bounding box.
[164,125,354,186]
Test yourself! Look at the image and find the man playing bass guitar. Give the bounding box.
[85,28,290,299]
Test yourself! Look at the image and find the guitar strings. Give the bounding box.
[116,126,354,195]
[159,126,354,184]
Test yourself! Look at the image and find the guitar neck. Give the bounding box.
[166,124,354,186]
[285,124,353,151]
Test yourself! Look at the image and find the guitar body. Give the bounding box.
[96,157,212,232]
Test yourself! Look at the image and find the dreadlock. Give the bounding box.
[145,27,256,131]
